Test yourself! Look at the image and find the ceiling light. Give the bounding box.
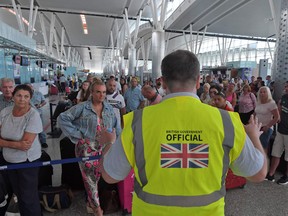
[80,14,88,34]
[3,8,36,31]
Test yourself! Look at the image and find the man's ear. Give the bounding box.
[196,75,201,90]
[161,76,167,90]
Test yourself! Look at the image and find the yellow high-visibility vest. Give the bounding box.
[121,96,246,216]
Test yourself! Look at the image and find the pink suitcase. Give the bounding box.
[118,170,134,214]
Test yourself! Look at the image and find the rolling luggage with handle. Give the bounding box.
[117,170,134,215]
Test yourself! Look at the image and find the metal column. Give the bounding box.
[272,0,288,101]
[151,30,165,82]
[128,47,136,76]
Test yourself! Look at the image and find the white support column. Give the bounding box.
[238,47,242,61]
[165,32,171,55]
[267,39,274,62]
[183,31,190,51]
[49,13,56,55]
[190,24,194,54]
[62,46,67,62]
[39,13,48,52]
[224,38,233,63]
[150,0,167,82]
[17,4,26,34]
[136,48,140,68]
[217,37,224,65]
[264,47,267,59]
[67,47,71,63]
[268,0,279,38]
[29,6,38,38]
[72,49,76,67]
[159,0,168,28]
[197,26,207,54]
[194,31,199,54]
[60,27,65,58]
[150,0,159,29]
[28,0,34,36]
[11,0,23,32]
[146,39,151,61]
[246,44,249,61]
[140,37,146,68]
[53,29,60,59]
[132,10,142,47]
[110,31,115,61]
[123,8,132,47]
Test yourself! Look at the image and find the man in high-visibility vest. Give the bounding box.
[100,50,267,215]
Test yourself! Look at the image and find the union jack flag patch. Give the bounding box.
[160,143,209,168]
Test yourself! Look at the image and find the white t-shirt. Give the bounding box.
[106,91,125,128]
[76,90,82,100]
[0,106,42,163]
[255,100,278,127]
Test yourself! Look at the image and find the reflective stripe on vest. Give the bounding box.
[131,108,235,207]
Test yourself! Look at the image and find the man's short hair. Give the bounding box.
[161,50,200,87]
[0,78,15,87]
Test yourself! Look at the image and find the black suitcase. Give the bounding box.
[38,150,53,188]
[60,137,84,190]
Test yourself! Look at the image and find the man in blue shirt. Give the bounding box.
[124,77,145,112]
[29,84,48,148]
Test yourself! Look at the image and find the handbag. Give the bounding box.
[39,185,73,212]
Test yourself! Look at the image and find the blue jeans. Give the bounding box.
[260,128,273,149]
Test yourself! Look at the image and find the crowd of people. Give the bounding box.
[0,49,287,215]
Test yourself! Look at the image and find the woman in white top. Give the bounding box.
[255,86,280,154]
[0,84,43,216]
[76,80,91,104]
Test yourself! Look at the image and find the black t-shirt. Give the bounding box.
[278,94,288,134]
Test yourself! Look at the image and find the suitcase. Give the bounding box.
[225,169,246,190]
[118,170,134,214]
[50,84,58,95]
[65,86,71,95]
[38,150,53,188]
[60,137,84,190]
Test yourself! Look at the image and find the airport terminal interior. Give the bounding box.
[1,0,288,215]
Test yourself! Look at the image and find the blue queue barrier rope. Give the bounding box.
[0,155,101,170]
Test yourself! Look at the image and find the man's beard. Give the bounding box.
[106,89,114,95]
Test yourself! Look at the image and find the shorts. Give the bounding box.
[271,132,288,161]
[259,128,273,149]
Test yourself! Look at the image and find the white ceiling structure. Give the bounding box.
[0,0,281,72]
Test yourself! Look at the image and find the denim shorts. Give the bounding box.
[260,128,273,149]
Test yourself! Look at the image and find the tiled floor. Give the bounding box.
[9,93,288,216]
